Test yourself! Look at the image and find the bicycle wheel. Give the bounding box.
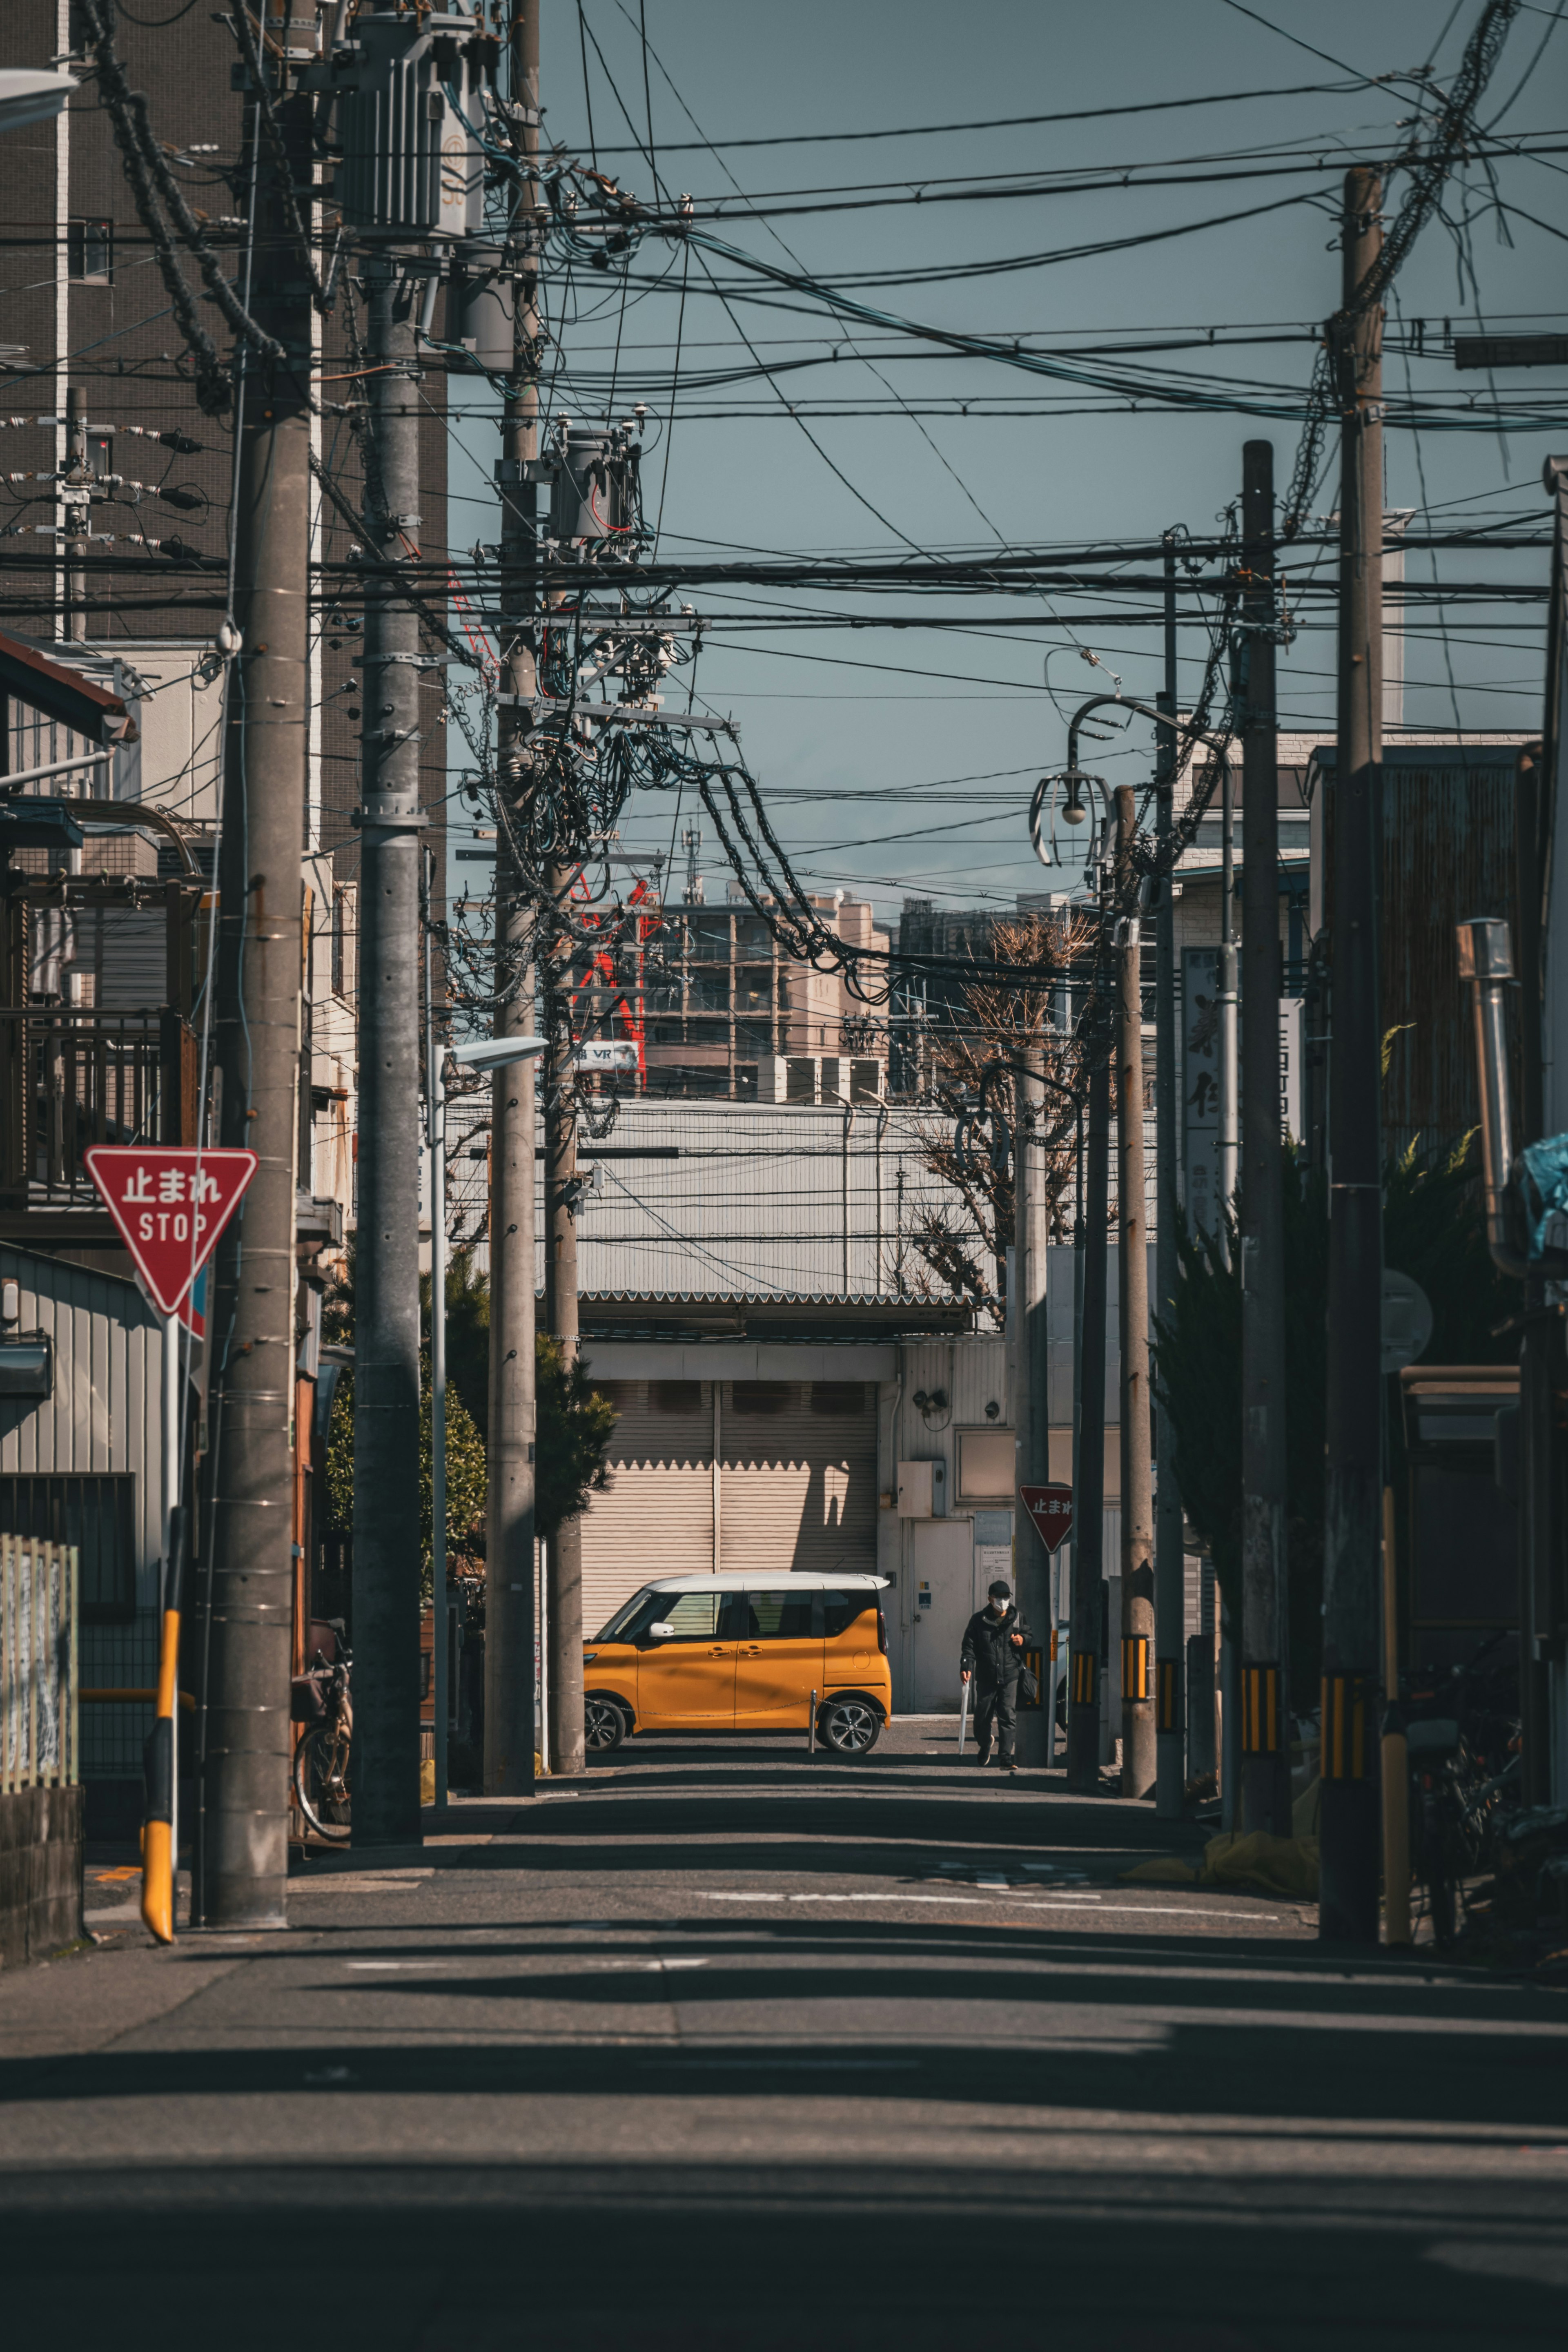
[294,1721,352,1841]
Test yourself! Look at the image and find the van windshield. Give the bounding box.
[596,1588,657,1640]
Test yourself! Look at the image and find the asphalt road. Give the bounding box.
[3,1717,1565,2350]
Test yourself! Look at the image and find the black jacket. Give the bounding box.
[960,1603,1030,1688]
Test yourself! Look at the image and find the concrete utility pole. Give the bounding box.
[197,41,313,1928]
[63,386,87,641]
[1217,763,1239,1234]
[1067,1014,1111,1790]
[1153,532,1185,1819]
[1320,167,1386,1943]
[1238,439,1292,1837]
[351,223,425,1848]
[486,0,540,1801]
[1014,1046,1051,1769]
[423,848,449,1810]
[542,847,585,1776]
[1115,787,1156,1799]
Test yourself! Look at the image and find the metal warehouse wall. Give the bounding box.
[0,1247,165,1779]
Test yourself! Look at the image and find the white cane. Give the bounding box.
[958,1674,971,1759]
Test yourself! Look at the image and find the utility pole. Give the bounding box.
[542,848,585,1777]
[1238,438,1292,1837]
[1067,1003,1111,1791]
[196,31,312,1928]
[423,848,449,1810]
[1153,531,1185,1819]
[486,0,540,1801]
[1014,1046,1050,1769]
[1115,786,1155,1799]
[1320,166,1385,1944]
[63,386,87,642]
[1218,760,1239,1233]
[350,202,425,1846]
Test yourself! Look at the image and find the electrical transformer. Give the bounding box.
[334,11,488,242]
[450,239,516,374]
[548,420,641,543]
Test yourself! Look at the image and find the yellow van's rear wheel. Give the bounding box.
[819,1698,882,1755]
[585,1695,629,1753]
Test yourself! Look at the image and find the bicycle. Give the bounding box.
[1403,1633,1519,1945]
[292,1639,353,1843]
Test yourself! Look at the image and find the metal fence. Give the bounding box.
[0,1536,79,1791]
[0,1007,197,1206]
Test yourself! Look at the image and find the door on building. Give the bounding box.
[910,1519,975,1712]
[735,1586,824,1724]
[635,1587,741,1723]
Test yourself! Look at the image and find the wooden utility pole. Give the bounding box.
[1153,532,1185,1818]
[1115,787,1155,1798]
[1067,1002,1111,1791]
[485,0,540,1801]
[1238,438,1292,1837]
[196,29,313,1926]
[1320,167,1385,1943]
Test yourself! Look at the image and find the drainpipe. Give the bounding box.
[1456,919,1527,1277]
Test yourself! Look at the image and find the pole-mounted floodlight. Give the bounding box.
[451,1035,548,1073]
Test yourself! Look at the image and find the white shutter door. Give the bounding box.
[719,1384,878,1578]
[579,1382,714,1635]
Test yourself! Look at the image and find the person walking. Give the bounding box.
[960,1579,1031,1775]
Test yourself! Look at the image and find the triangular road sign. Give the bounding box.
[1020,1482,1074,1554]
[85,1146,258,1317]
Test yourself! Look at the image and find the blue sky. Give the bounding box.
[444,0,1568,918]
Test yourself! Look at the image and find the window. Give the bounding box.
[331,888,348,998]
[822,1590,874,1640]
[743,1588,815,1639]
[956,1426,1015,1501]
[811,1381,863,1417]
[67,219,114,285]
[610,1586,738,1643]
[732,1381,790,1415]
[652,1380,702,1414]
[0,1473,136,1621]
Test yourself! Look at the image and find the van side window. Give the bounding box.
[822,1591,872,1639]
[621,1590,737,1641]
[743,1589,816,1639]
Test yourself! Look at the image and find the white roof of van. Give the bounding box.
[638,1573,888,1592]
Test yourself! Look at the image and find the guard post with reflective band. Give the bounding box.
[1156,1656,1179,1735]
[1121,1635,1150,1704]
[1241,1663,1283,1756]
[1071,1650,1097,1706]
[140,1504,187,1946]
[1321,1672,1372,1781]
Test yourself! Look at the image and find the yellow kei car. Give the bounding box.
[583,1572,892,1755]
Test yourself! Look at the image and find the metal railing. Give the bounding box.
[0,1006,196,1205]
[0,1535,78,1792]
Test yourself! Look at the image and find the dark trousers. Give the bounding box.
[973,1681,1018,1759]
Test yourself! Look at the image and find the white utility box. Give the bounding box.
[898,1460,944,1517]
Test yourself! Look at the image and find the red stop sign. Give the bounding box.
[1020,1483,1074,1554]
[85,1146,258,1316]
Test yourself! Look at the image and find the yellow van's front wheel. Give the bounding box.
[819,1698,882,1757]
[585,1694,629,1753]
